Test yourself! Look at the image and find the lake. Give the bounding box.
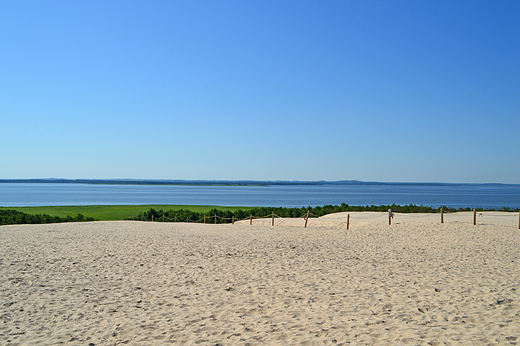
[1,183,519,209]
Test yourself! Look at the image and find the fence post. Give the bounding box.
[441,207,444,224]
[388,209,392,225]
[174,216,177,222]
[250,214,252,225]
[152,215,154,222]
[214,214,217,224]
[162,214,165,222]
[473,209,476,225]
[347,214,350,230]
[186,217,189,223]
[304,210,309,228]
[232,216,235,225]
[133,215,134,221]
[272,212,274,226]
[204,215,206,224]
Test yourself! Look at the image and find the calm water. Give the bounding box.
[1,183,519,209]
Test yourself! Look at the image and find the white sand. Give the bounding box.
[1,212,519,345]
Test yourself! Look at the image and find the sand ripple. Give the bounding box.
[1,214,519,345]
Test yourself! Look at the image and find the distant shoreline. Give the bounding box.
[0,178,518,187]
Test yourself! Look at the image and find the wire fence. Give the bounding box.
[128,211,318,225]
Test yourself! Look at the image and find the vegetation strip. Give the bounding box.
[0,209,96,225]
[1,204,518,226]
[0,205,246,221]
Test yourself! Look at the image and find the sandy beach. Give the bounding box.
[1,212,519,345]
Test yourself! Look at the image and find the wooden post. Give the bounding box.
[152,215,154,222]
[186,217,189,223]
[133,215,134,221]
[518,211,520,230]
[304,210,309,228]
[272,212,274,226]
[214,214,217,224]
[232,216,235,225]
[473,209,476,225]
[174,216,177,222]
[440,207,444,224]
[347,214,350,230]
[250,214,252,225]
[388,209,392,225]
[204,215,206,224]
[162,214,165,222]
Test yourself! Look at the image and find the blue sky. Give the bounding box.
[2,1,519,183]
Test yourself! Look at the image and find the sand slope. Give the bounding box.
[1,213,519,345]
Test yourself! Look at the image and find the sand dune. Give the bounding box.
[1,212,519,345]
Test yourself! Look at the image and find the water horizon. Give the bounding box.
[1,182,519,210]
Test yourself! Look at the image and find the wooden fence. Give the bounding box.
[128,210,520,229]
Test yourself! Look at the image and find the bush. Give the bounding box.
[0,210,97,226]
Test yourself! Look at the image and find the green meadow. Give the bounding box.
[0,205,246,221]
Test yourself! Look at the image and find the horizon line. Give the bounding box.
[0,178,518,186]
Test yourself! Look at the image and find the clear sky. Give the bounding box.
[2,1,519,183]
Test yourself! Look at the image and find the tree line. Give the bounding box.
[0,209,97,226]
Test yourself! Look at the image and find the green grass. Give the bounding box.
[0,205,248,221]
